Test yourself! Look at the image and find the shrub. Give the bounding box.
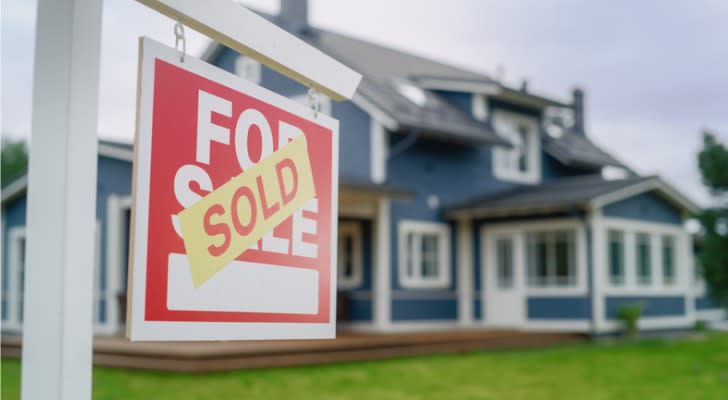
[617,303,643,337]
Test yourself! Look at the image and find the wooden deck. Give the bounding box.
[1,330,586,372]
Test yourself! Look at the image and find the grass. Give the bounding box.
[2,333,728,399]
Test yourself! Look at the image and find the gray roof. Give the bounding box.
[201,11,629,166]
[443,175,657,218]
[543,130,624,169]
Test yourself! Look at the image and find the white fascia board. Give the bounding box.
[1,175,28,205]
[416,78,502,95]
[351,92,399,131]
[590,177,699,214]
[137,0,362,101]
[98,143,134,162]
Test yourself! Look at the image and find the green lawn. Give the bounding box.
[3,333,728,399]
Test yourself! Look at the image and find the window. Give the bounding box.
[492,110,541,184]
[3,227,26,329]
[495,237,514,289]
[399,221,451,288]
[526,230,577,287]
[662,235,676,286]
[337,222,363,289]
[636,233,652,285]
[608,230,625,285]
[234,56,261,84]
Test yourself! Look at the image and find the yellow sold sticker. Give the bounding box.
[178,134,316,287]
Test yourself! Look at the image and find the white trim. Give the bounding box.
[696,309,726,321]
[105,194,132,335]
[599,217,691,296]
[351,92,399,131]
[590,209,607,333]
[398,220,452,289]
[456,219,474,326]
[91,222,108,335]
[491,109,542,184]
[1,175,28,204]
[138,0,362,100]
[373,198,391,330]
[370,120,388,184]
[517,320,591,333]
[471,94,488,122]
[3,226,26,332]
[337,222,363,289]
[483,219,589,297]
[590,177,698,213]
[415,78,502,95]
[98,143,133,162]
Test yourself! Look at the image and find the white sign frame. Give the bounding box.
[128,37,339,341]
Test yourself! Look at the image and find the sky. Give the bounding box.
[2,0,727,205]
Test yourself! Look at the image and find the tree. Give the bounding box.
[696,131,728,306]
[1,137,29,187]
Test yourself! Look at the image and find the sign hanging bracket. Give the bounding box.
[174,20,186,62]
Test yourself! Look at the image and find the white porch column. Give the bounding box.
[457,219,474,326]
[21,1,102,399]
[589,209,606,334]
[373,198,391,330]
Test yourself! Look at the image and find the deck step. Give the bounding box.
[1,330,586,372]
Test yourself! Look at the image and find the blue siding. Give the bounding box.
[603,191,683,225]
[392,298,458,321]
[349,298,372,321]
[695,295,720,310]
[332,100,371,181]
[605,296,685,319]
[473,297,482,320]
[528,297,591,319]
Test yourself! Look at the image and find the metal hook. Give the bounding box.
[307,87,319,118]
[174,21,186,63]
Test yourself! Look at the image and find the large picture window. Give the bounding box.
[495,237,515,289]
[399,221,451,288]
[526,230,577,287]
[492,110,541,184]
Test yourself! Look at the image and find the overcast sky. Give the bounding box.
[2,0,727,205]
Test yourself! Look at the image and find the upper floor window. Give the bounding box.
[398,220,451,288]
[337,222,363,289]
[235,56,261,84]
[526,229,577,287]
[492,110,541,184]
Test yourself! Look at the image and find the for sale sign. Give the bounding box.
[127,37,338,341]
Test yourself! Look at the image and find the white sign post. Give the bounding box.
[22,0,360,398]
[21,0,102,399]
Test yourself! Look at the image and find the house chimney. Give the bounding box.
[572,87,586,136]
[279,0,308,33]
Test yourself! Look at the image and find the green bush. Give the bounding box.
[694,320,708,332]
[617,303,644,337]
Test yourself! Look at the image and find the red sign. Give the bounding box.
[128,37,338,341]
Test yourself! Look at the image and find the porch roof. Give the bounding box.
[443,174,698,219]
[339,176,413,199]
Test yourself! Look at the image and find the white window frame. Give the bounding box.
[337,222,363,289]
[661,234,677,286]
[484,219,588,296]
[234,55,262,84]
[607,229,626,286]
[398,220,451,289]
[3,226,26,332]
[526,229,578,289]
[601,217,690,295]
[491,109,541,184]
[104,194,133,335]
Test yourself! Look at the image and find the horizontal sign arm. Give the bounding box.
[138,0,362,100]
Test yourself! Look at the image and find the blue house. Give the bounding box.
[2,1,723,336]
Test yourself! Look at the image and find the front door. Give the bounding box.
[484,232,525,327]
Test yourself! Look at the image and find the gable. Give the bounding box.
[602,190,683,225]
